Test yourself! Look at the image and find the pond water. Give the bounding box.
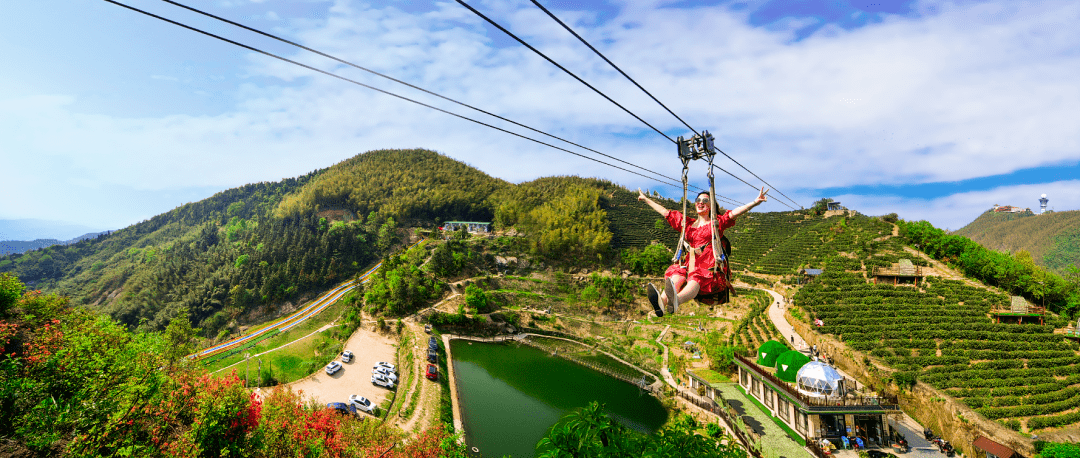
[451,340,668,457]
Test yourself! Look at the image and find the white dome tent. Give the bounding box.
[796,361,845,399]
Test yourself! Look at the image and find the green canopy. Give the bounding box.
[774,350,811,383]
[756,340,788,367]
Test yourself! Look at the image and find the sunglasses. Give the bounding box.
[695,196,711,204]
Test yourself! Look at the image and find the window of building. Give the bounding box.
[778,398,790,423]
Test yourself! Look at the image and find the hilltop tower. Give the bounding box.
[1040,194,1049,214]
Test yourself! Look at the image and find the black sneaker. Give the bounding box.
[647,283,663,317]
[664,277,679,315]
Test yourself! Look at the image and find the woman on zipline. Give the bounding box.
[638,187,768,316]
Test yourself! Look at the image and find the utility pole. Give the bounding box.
[258,359,263,387]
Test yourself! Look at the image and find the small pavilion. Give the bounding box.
[990,296,1046,325]
[872,259,923,286]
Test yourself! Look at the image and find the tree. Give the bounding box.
[536,402,748,458]
[0,273,22,315]
[164,308,201,365]
[465,284,490,313]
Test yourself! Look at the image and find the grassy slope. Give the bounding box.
[954,210,1080,276]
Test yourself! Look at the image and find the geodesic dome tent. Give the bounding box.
[796,361,844,398]
[774,350,811,383]
[756,340,788,367]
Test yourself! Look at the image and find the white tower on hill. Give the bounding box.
[1040,194,1049,214]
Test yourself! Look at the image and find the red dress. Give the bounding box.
[664,209,735,293]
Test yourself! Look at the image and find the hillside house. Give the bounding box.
[798,268,824,284]
[442,221,491,234]
[972,436,1017,458]
[991,205,1028,214]
[872,259,923,286]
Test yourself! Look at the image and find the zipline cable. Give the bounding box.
[713,148,801,209]
[529,0,698,138]
[455,0,676,144]
[530,0,802,210]
[156,0,688,190]
[102,0,688,192]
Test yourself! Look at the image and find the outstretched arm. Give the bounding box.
[730,187,769,219]
[637,189,670,217]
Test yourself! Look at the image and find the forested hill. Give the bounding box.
[0,149,641,335]
[0,148,516,334]
[954,210,1080,276]
[274,149,510,225]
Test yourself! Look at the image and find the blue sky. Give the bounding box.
[2,0,1078,240]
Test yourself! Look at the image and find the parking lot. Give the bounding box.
[288,327,399,413]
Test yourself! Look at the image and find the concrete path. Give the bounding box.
[714,383,812,458]
[761,289,808,351]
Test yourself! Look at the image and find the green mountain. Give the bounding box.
[954,210,1080,276]
[0,149,672,334]
[0,149,518,333]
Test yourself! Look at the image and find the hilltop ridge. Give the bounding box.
[955,209,1080,276]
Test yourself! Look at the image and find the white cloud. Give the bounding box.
[2,0,1078,231]
[835,180,1080,231]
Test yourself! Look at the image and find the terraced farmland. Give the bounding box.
[798,271,1080,431]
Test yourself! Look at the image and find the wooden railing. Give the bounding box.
[674,389,762,458]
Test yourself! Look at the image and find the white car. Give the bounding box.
[341,350,354,363]
[325,361,342,375]
[373,366,398,382]
[348,394,375,413]
[371,374,395,389]
[374,361,396,372]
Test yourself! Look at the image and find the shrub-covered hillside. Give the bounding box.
[0,273,461,458]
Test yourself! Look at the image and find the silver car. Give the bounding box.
[371,373,395,389]
[372,366,398,382]
[325,361,342,375]
[348,394,375,413]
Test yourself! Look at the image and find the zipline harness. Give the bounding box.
[672,132,735,305]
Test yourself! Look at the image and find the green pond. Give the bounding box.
[451,340,668,457]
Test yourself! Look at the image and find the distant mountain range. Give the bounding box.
[0,232,111,256]
[953,209,1080,276]
[0,218,107,241]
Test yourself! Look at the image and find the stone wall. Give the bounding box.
[786,310,1034,458]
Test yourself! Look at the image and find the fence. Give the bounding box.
[516,336,660,389]
[674,389,763,458]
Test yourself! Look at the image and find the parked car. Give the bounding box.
[371,374,395,389]
[325,361,342,375]
[424,324,432,333]
[374,361,397,372]
[327,402,355,416]
[428,336,438,350]
[348,394,375,413]
[425,363,438,381]
[373,366,398,382]
[427,350,438,364]
[341,350,354,363]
